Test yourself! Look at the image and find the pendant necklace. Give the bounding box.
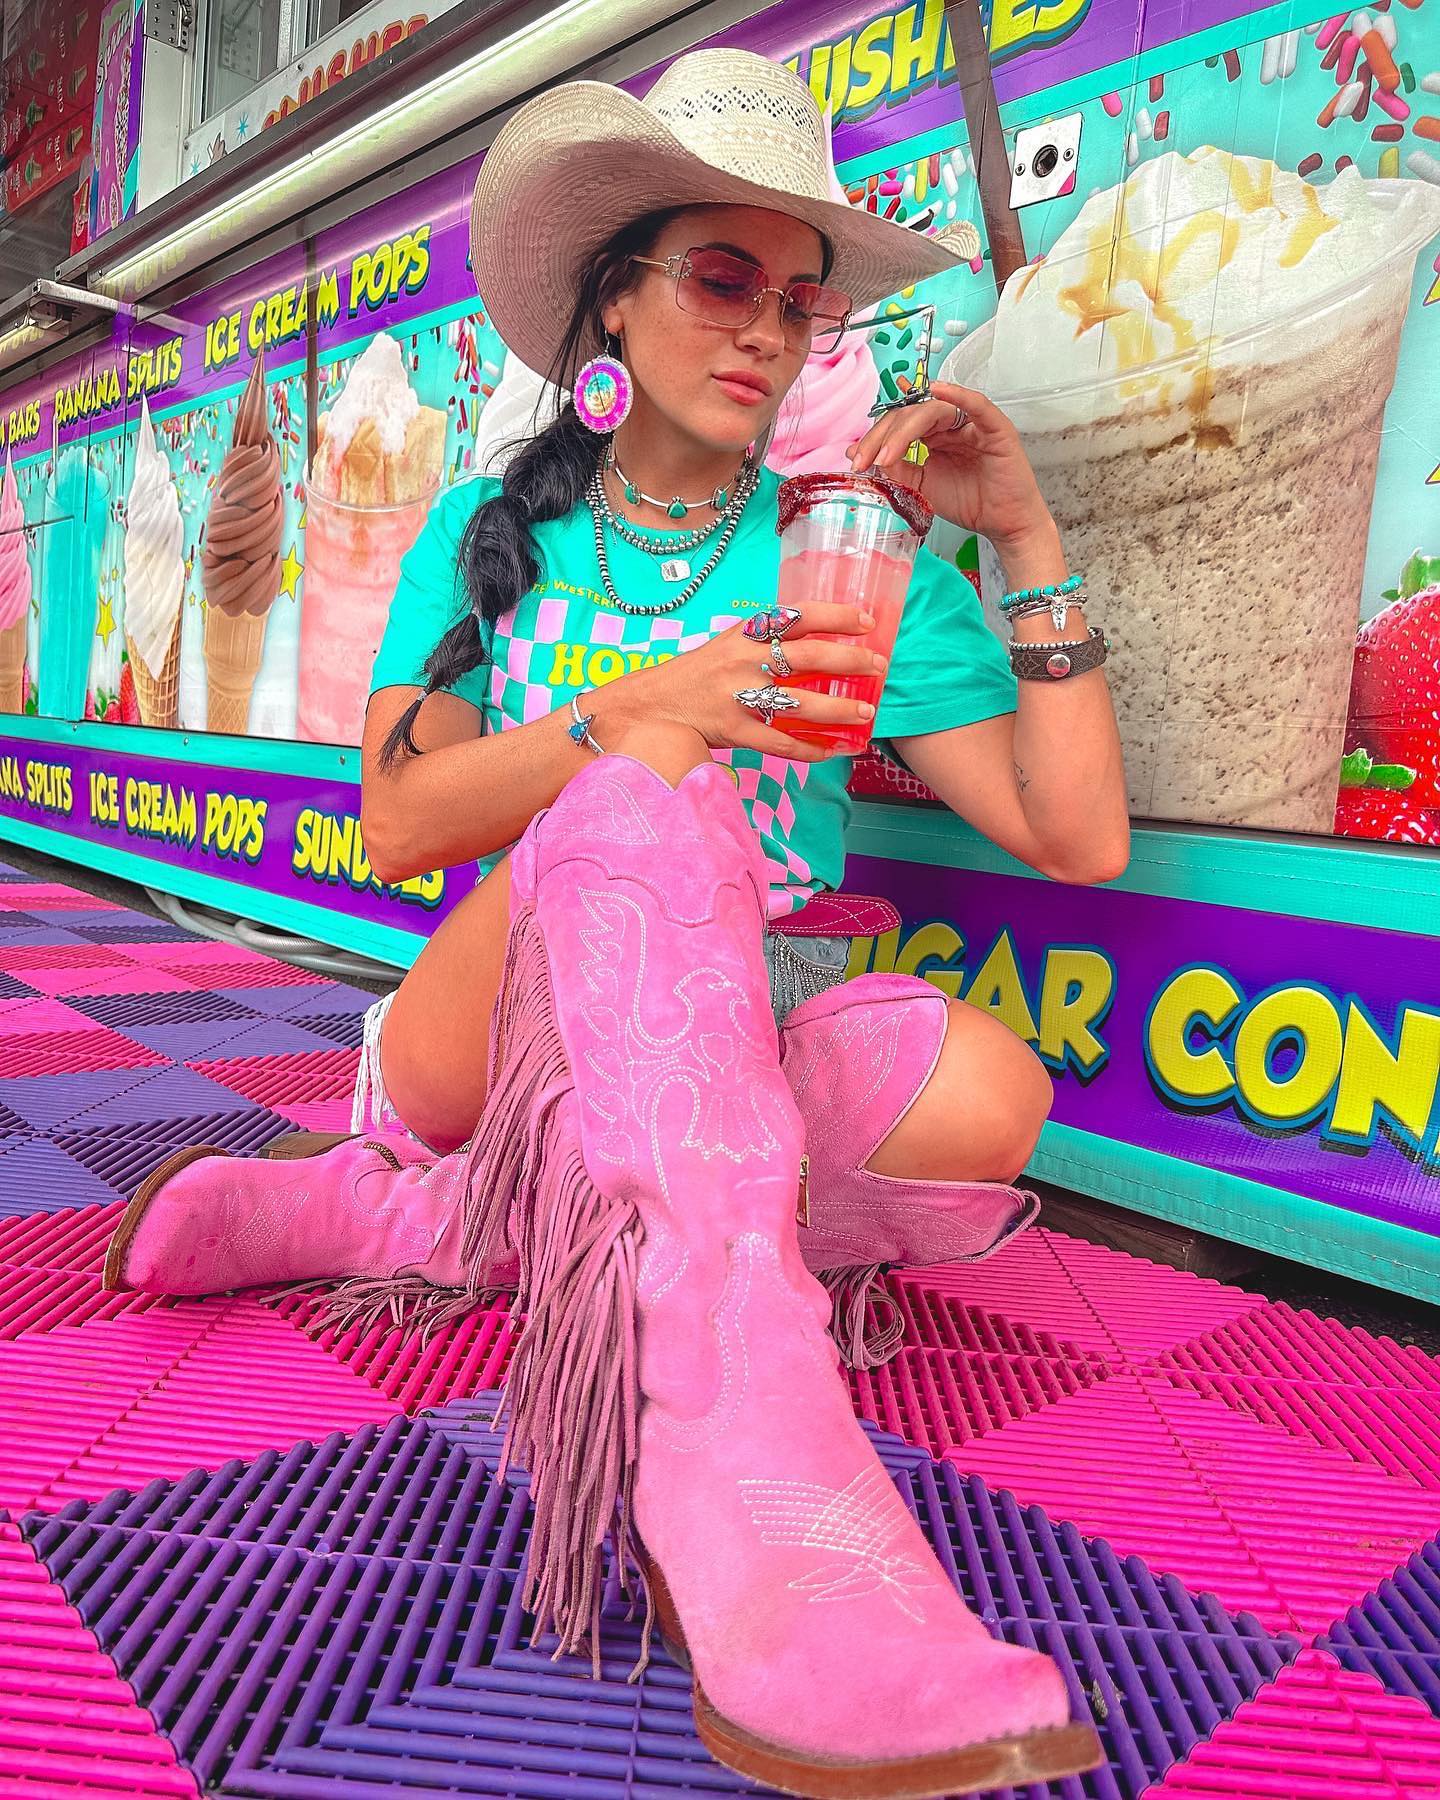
[605,443,743,521]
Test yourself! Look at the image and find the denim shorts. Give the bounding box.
[762,930,851,1026]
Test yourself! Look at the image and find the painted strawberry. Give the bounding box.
[1343,551,1440,810]
[118,661,139,725]
[1333,749,1440,845]
[83,691,96,721]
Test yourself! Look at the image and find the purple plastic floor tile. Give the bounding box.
[0,1135,125,1214]
[63,990,258,1031]
[0,970,36,998]
[58,1063,266,1129]
[53,1107,300,1195]
[285,1011,368,1050]
[0,1067,165,1131]
[21,1393,1297,1800]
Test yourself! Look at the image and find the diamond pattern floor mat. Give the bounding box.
[1,857,1438,1797]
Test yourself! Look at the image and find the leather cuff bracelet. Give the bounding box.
[1008,626,1110,681]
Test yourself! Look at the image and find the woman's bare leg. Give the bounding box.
[379,723,712,1153]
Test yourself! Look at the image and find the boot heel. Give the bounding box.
[638,1550,692,1673]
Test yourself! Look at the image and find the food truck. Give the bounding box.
[0,0,1436,1303]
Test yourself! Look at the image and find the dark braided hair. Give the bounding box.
[378,205,833,769]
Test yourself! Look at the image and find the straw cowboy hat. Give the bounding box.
[470,47,978,376]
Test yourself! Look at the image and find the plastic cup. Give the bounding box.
[298,462,440,747]
[771,472,933,755]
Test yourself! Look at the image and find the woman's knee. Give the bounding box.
[865,996,1051,1185]
[941,1000,1052,1182]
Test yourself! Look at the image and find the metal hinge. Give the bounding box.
[144,0,193,52]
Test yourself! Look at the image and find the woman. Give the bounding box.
[102,48,1124,1796]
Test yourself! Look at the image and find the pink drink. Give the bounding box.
[298,471,438,746]
[776,548,913,753]
[773,472,932,756]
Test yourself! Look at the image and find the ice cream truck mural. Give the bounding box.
[0,0,1436,1298]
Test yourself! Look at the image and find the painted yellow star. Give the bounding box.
[1425,268,1440,306]
[1429,460,1440,486]
[95,591,116,646]
[280,541,303,599]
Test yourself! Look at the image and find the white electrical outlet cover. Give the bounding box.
[1009,113,1083,209]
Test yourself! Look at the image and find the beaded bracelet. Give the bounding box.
[1001,573,1085,634]
[567,694,606,756]
[1000,571,1084,611]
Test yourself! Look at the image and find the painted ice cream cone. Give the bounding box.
[201,352,283,734]
[123,396,185,729]
[300,333,447,744]
[125,614,181,729]
[0,450,31,712]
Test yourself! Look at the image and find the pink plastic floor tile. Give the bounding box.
[1141,1377,1440,1637]
[188,1045,360,1109]
[0,1313,215,1511]
[0,1522,200,1799]
[0,999,112,1037]
[274,1097,362,1132]
[1146,1647,1440,1798]
[1156,1304,1440,1393]
[946,1372,1295,1630]
[849,1345,1113,1456]
[38,1301,401,1508]
[0,1265,206,1343]
[0,1202,122,1276]
[1152,1370,1440,1491]
[0,885,120,911]
[0,1030,167,1078]
[266,1287,520,1413]
[1042,1233,1268,1361]
[891,1226,1121,1358]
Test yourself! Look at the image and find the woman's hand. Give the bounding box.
[846,379,1056,564]
[593,604,886,764]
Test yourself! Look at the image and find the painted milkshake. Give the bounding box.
[944,148,1440,832]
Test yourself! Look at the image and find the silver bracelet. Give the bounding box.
[566,693,606,756]
[1005,595,1087,631]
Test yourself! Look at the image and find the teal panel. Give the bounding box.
[1031,1119,1440,1305]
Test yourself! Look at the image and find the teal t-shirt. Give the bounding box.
[370,468,1017,919]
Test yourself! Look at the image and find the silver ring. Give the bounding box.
[949,404,969,432]
[734,683,800,726]
[767,635,792,678]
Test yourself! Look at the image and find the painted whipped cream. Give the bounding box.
[316,331,419,474]
[473,350,563,476]
[944,148,1440,836]
[981,148,1440,408]
[123,395,185,678]
[0,450,30,631]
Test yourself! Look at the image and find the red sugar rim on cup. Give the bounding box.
[775,470,935,540]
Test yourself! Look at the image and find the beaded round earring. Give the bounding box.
[574,333,633,433]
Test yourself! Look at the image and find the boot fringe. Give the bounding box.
[818,1262,905,1370]
[257,1272,514,1344]
[455,904,653,1684]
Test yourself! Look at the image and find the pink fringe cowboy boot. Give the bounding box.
[784,975,1039,1368]
[225,963,1041,1368]
[102,1132,519,1332]
[453,750,1100,1797]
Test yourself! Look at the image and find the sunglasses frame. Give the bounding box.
[630,248,853,353]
